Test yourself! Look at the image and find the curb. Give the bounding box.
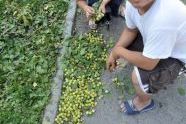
[42,1,76,124]
[63,0,77,39]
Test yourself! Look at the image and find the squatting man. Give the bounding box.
[107,0,186,115]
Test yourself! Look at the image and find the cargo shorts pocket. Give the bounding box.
[148,61,182,93]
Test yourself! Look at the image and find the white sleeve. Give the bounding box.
[125,1,137,29]
[143,29,177,59]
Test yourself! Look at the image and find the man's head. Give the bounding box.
[128,0,155,13]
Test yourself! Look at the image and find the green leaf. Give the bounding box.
[0,0,69,123]
[177,87,186,96]
[80,48,86,55]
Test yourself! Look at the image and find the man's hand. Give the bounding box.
[83,5,95,18]
[106,47,121,71]
[99,0,110,13]
[99,4,106,13]
[107,52,117,72]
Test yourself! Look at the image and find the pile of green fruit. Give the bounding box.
[91,1,104,22]
[55,32,108,124]
[91,10,104,22]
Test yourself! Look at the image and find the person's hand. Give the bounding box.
[83,5,95,18]
[106,47,120,71]
[107,52,117,72]
[99,4,106,13]
[99,0,110,13]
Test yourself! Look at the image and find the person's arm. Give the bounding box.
[99,0,111,13]
[76,0,95,16]
[112,46,159,70]
[107,27,159,71]
[115,27,138,48]
[107,27,138,71]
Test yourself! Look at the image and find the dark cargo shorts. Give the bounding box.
[127,33,184,94]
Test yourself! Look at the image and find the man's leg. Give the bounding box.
[121,70,151,111]
[87,0,98,6]
[121,33,184,113]
[122,58,183,113]
[121,32,151,111]
[131,70,151,110]
[109,0,123,16]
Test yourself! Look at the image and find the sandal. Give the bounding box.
[88,19,97,30]
[121,99,156,115]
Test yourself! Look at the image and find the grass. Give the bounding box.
[0,0,69,123]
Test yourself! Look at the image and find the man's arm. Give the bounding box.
[107,27,159,71]
[112,47,159,70]
[115,27,138,48]
[99,0,111,13]
[107,27,138,71]
[76,0,94,15]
